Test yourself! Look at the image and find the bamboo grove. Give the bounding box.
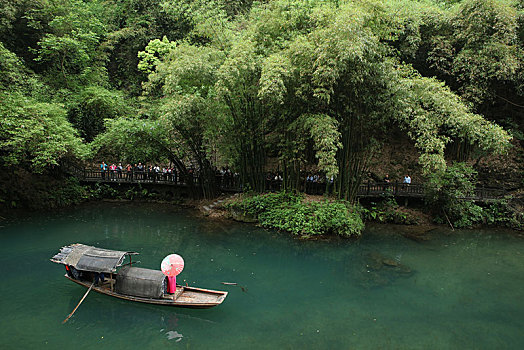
[1,0,521,201]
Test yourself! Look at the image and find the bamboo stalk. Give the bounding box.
[444,210,455,231]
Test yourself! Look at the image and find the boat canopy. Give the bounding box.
[50,243,139,273]
[116,266,167,298]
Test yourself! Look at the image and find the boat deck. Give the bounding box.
[66,275,227,308]
[170,288,226,304]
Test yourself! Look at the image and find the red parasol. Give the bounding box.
[161,254,184,277]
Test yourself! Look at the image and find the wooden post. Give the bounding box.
[110,272,114,292]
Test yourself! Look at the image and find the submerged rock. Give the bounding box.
[367,252,385,270]
[382,258,399,267]
[357,251,415,288]
[394,264,412,275]
[402,232,431,242]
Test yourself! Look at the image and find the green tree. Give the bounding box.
[392,68,512,174]
[140,40,227,197]
[0,42,86,172]
[91,117,177,165]
[101,0,193,94]
[68,86,129,142]
[27,0,108,89]
[151,0,513,201]
[0,91,87,172]
[428,0,522,106]
[249,0,512,201]
[424,162,484,228]
[0,41,42,95]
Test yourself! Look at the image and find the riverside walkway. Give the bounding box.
[67,167,506,201]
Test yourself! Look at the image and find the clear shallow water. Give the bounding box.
[0,202,522,349]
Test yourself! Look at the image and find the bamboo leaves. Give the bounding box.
[259,53,291,104]
[301,114,341,179]
[394,71,512,174]
[429,0,522,105]
[25,0,511,200]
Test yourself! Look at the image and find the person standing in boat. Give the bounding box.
[94,272,105,286]
[65,265,80,279]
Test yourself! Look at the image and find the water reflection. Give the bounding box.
[63,289,222,346]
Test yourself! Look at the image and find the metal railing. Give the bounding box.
[357,181,425,197]
[66,166,506,200]
[83,169,187,185]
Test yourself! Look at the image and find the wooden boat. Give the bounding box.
[51,243,227,309]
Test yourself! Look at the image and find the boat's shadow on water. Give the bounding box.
[64,289,221,342]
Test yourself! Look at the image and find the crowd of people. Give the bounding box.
[216,167,240,189]
[99,162,179,183]
[96,162,413,193]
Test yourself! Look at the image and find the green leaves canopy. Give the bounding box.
[1,0,516,200]
[0,42,86,172]
[0,91,87,172]
[135,0,513,199]
[91,117,175,164]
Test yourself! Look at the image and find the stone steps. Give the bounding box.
[203,194,239,212]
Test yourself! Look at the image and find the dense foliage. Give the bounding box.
[0,0,522,229]
[424,162,484,228]
[227,192,364,237]
[359,195,420,225]
[425,162,523,229]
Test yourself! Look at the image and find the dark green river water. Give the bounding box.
[0,202,522,349]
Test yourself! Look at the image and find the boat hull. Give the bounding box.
[65,275,227,309]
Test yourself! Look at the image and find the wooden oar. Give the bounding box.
[62,281,94,324]
[221,281,248,293]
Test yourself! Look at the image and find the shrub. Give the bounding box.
[483,198,523,230]
[0,170,90,210]
[229,191,303,217]
[227,192,364,237]
[359,195,419,225]
[91,183,118,199]
[424,162,483,228]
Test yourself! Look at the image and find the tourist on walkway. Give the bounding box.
[100,162,107,179]
[126,164,132,180]
[137,163,144,181]
[402,174,411,191]
[109,163,116,181]
[117,163,123,179]
[383,174,390,191]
